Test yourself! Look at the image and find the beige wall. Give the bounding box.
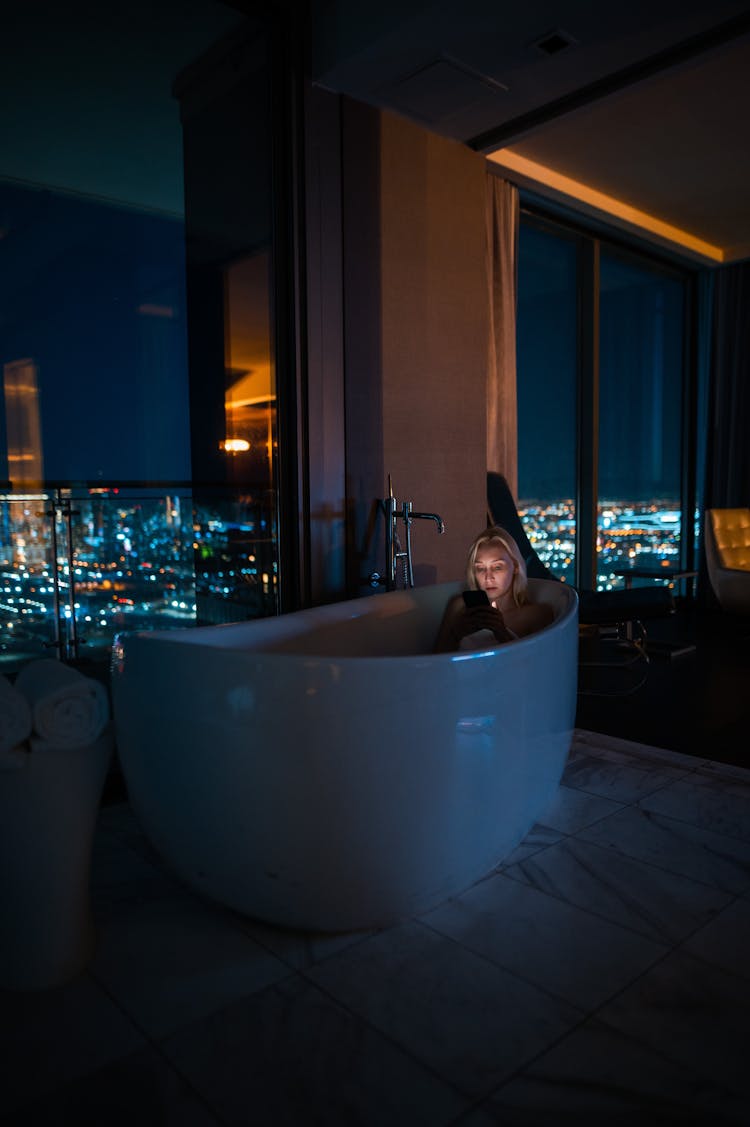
[342,99,489,592]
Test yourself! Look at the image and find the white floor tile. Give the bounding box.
[307,919,583,1099]
[422,871,666,1011]
[533,783,623,835]
[90,828,180,909]
[572,728,704,771]
[10,733,750,1122]
[577,806,750,894]
[496,822,563,868]
[162,973,469,1127]
[503,834,732,945]
[0,973,145,1116]
[562,751,687,805]
[8,1045,222,1126]
[639,773,750,843]
[90,893,290,1039]
[694,758,750,785]
[593,948,750,1098]
[479,1017,747,1124]
[683,896,750,980]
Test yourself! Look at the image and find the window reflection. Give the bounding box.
[177,25,280,623]
[224,251,276,488]
[598,253,685,590]
[4,359,43,488]
[0,7,282,665]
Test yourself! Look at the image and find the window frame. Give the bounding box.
[518,200,698,591]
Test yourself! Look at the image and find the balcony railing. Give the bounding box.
[0,484,278,672]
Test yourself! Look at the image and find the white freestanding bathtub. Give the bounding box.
[111,578,578,931]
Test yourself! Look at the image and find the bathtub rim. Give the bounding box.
[112,578,578,662]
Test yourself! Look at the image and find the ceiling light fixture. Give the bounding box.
[531,29,577,57]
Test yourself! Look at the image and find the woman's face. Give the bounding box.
[474,542,515,606]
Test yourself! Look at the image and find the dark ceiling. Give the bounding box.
[311,0,750,264]
[3,1,748,265]
[0,0,244,216]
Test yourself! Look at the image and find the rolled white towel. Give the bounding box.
[15,659,109,750]
[0,673,32,755]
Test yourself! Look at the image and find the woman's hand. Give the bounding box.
[451,605,515,646]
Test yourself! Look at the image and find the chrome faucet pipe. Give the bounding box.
[410,511,446,535]
[380,477,445,590]
[383,487,398,590]
[401,501,415,588]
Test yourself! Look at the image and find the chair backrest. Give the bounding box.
[487,472,558,582]
[487,473,674,622]
[707,508,750,571]
[705,508,750,615]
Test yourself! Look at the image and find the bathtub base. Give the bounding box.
[113,579,578,932]
[150,737,568,932]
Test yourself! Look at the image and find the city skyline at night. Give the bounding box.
[0,488,683,668]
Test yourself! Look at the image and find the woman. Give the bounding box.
[434,525,553,652]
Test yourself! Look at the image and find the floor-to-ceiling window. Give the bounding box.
[598,249,685,588]
[0,2,294,670]
[516,219,579,584]
[517,207,693,592]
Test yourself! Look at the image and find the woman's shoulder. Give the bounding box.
[506,599,554,637]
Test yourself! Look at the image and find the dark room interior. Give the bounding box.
[1,2,749,1123]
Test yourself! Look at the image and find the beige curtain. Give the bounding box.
[486,174,519,500]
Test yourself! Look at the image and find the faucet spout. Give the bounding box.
[411,512,445,534]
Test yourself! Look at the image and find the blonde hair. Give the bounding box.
[465,525,528,607]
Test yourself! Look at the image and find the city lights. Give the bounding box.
[520,498,683,587]
[0,490,278,662]
[0,491,681,664]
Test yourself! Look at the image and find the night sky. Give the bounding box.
[1,188,687,494]
[516,222,685,502]
[0,0,243,486]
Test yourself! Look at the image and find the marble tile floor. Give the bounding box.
[3,729,750,1126]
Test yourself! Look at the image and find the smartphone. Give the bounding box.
[462,589,490,608]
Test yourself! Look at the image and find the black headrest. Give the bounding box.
[487,472,557,582]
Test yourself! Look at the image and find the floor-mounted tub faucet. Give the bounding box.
[410,510,445,535]
[375,475,445,591]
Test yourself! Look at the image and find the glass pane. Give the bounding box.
[0,3,243,486]
[0,5,278,668]
[0,186,194,483]
[194,490,278,623]
[68,488,197,662]
[178,30,280,623]
[516,222,578,583]
[0,494,58,669]
[598,253,685,590]
[0,488,200,669]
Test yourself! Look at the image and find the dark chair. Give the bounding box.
[487,472,558,583]
[487,472,675,693]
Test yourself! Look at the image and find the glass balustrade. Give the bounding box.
[0,485,278,672]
